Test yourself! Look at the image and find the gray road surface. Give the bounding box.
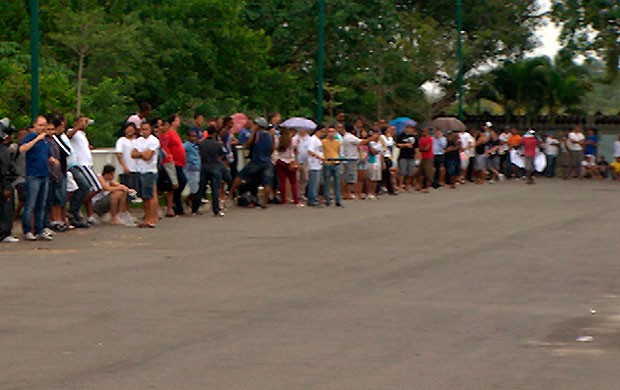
[1,179,620,389]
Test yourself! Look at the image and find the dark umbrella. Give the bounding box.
[422,117,467,132]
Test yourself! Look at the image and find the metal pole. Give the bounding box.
[456,0,464,120]
[317,0,325,125]
[30,0,40,121]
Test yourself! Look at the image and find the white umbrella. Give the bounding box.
[281,117,317,131]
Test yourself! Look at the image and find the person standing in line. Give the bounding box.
[395,124,417,192]
[274,127,302,206]
[194,126,231,216]
[522,130,540,185]
[322,126,343,207]
[544,131,560,177]
[126,102,151,130]
[132,122,160,228]
[431,129,447,189]
[292,128,311,200]
[0,124,19,242]
[115,122,139,192]
[183,129,202,210]
[159,114,187,216]
[19,115,57,241]
[417,127,434,193]
[66,116,102,227]
[306,126,326,207]
[567,125,585,179]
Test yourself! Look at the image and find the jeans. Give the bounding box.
[322,165,341,205]
[68,166,90,223]
[193,164,231,215]
[173,165,188,215]
[545,155,557,177]
[22,176,49,235]
[307,169,322,205]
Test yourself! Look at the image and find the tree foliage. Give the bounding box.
[551,0,620,81]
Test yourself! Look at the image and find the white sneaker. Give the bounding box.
[367,194,377,200]
[43,227,55,236]
[37,232,54,241]
[24,232,37,241]
[499,173,506,181]
[87,216,100,225]
[2,236,19,243]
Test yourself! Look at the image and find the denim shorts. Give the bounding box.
[48,175,67,207]
[139,172,158,199]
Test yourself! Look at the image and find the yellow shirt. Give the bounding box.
[322,138,341,164]
[611,161,620,173]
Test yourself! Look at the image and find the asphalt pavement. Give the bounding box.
[1,178,620,389]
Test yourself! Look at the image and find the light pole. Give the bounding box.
[456,0,463,120]
[30,0,40,121]
[317,0,325,125]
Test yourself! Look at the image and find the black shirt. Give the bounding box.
[199,137,225,167]
[396,132,416,159]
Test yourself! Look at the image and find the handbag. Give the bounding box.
[288,161,299,171]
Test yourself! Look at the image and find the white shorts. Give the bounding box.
[366,164,382,182]
[66,171,78,193]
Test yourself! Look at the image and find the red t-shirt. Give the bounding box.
[523,136,538,157]
[419,136,434,160]
[160,130,187,167]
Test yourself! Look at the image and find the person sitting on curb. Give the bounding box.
[92,164,135,226]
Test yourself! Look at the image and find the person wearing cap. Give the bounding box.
[229,117,274,208]
[521,130,539,184]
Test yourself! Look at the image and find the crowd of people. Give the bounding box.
[2,106,620,243]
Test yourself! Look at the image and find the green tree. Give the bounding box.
[551,1,620,81]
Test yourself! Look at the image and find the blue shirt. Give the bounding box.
[20,132,51,177]
[183,140,201,172]
[238,128,252,145]
[585,135,598,156]
[251,131,273,164]
[432,136,447,155]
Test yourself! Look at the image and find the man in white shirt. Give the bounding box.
[341,124,369,199]
[125,102,151,130]
[544,131,560,177]
[306,127,326,206]
[459,129,475,182]
[567,125,585,179]
[66,116,102,227]
[132,122,160,227]
[115,122,139,190]
[614,134,620,158]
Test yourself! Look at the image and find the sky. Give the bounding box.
[528,0,561,58]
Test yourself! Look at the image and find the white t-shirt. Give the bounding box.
[545,136,560,156]
[567,131,585,151]
[114,137,137,172]
[368,141,382,168]
[380,135,394,158]
[342,132,362,159]
[126,114,145,129]
[614,141,620,158]
[134,135,160,173]
[307,135,324,171]
[70,130,93,166]
[459,132,475,158]
[293,133,310,164]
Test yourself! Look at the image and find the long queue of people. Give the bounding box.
[2,107,620,244]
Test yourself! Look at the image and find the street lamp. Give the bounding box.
[317,0,325,125]
[456,0,463,120]
[30,0,40,121]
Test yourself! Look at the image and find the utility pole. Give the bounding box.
[30,0,40,121]
[317,0,325,125]
[456,0,464,120]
